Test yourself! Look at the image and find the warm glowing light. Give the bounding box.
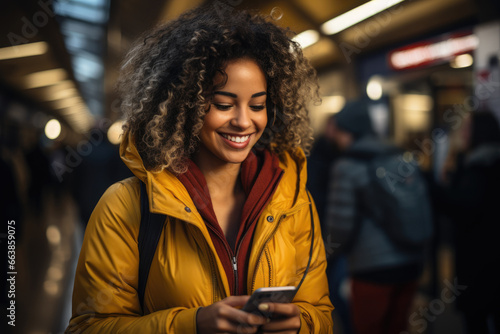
[402,94,433,112]
[107,120,124,145]
[59,106,86,116]
[47,266,64,280]
[367,76,383,100]
[44,88,78,101]
[450,54,473,68]
[22,68,67,89]
[51,96,85,110]
[321,95,346,114]
[44,119,62,140]
[292,30,320,49]
[401,94,433,131]
[44,280,59,295]
[43,80,75,94]
[66,112,94,134]
[321,0,406,35]
[0,41,48,61]
[46,225,61,245]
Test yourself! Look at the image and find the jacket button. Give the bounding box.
[184,207,191,213]
[266,216,274,222]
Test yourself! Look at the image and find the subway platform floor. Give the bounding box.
[12,188,82,334]
[12,187,467,334]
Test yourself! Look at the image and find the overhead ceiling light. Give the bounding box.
[41,80,75,94]
[63,114,91,131]
[22,68,68,89]
[71,116,94,134]
[59,106,86,116]
[321,0,406,35]
[0,41,48,61]
[450,54,473,69]
[44,88,78,102]
[51,96,84,110]
[292,30,320,49]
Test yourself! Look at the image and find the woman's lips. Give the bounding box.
[218,133,252,149]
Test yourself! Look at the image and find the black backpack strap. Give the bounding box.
[138,181,166,313]
[296,190,315,292]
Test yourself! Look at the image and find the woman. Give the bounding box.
[67,4,333,334]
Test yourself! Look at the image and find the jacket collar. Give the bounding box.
[120,131,310,226]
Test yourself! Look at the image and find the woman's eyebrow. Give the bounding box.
[214,91,237,98]
[214,91,267,98]
[251,91,267,98]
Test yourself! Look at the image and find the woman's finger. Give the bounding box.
[218,303,269,327]
[258,302,300,318]
[221,295,251,308]
[260,316,301,332]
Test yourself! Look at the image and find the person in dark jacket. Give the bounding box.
[325,99,426,334]
[439,111,500,334]
[308,115,353,333]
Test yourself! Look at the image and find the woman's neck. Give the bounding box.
[192,153,243,201]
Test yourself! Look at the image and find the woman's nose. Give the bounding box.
[230,106,252,129]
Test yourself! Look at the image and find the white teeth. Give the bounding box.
[221,134,250,143]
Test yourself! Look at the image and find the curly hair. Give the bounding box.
[119,3,319,174]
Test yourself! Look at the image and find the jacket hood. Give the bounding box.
[119,131,310,219]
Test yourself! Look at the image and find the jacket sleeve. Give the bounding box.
[293,195,334,333]
[66,180,200,334]
[324,160,365,254]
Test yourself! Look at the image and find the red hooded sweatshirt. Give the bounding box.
[177,149,283,295]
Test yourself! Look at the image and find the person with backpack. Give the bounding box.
[324,99,432,334]
[66,4,333,334]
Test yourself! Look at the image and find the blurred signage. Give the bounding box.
[389,31,478,70]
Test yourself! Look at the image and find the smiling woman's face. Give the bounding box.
[196,58,268,166]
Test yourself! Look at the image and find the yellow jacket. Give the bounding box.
[67,132,333,333]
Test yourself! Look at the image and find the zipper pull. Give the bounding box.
[232,256,239,295]
[232,256,238,271]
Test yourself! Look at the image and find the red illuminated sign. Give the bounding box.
[389,32,478,70]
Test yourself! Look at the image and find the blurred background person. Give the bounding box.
[307,115,353,334]
[324,98,432,334]
[437,111,500,334]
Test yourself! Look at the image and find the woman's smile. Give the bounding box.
[219,133,251,144]
[218,132,253,149]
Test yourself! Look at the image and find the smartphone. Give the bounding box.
[242,286,297,317]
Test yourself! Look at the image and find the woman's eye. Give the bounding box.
[213,104,232,111]
[251,105,266,111]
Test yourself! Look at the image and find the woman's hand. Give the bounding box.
[258,303,301,334]
[196,296,269,333]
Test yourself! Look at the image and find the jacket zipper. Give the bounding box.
[206,216,256,296]
[182,199,309,297]
[251,213,286,291]
[232,256,238,295]
[205,223,239,295]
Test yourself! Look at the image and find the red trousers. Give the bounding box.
[350,278,418,334]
